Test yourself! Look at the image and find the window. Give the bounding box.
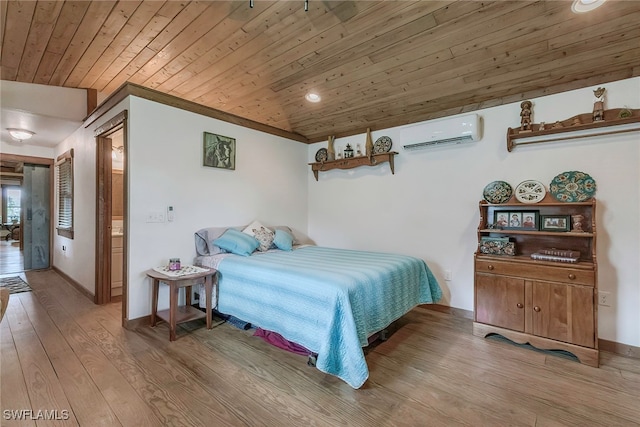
[56,149,74,239]
[4,187,21,223]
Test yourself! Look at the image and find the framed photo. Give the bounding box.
[540,215,570,232]
[494,210,539,230]
[203,132,235,170]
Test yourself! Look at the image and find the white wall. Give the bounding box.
[52,99,131,290]
[126,97,308,319]
[308,77,640,347]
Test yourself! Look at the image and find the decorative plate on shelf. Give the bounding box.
[373,136,392,153]
[483,181,513,204]
[549,171,596,202]
[514,180,546,204]
[315,148,328,162]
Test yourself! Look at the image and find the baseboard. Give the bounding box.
[420,303,474,320]
[52,266,95,302]
[124,315,151,330]
[422,303,639,360]
[599,339,640,360]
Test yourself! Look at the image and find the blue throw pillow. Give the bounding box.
[213,228,259,256]
[273,229,294,251]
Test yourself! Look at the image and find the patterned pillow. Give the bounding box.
[253,226,275,252]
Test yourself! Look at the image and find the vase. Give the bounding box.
[327,135,335,161]
[365,128,373,157]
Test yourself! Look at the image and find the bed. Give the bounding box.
[194,226,442,388]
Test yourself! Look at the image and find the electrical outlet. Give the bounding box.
[444,270,452,281]
[598,291,611,307]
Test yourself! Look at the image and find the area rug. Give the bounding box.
[0,276,32,294]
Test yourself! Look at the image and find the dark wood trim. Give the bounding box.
[86,88,98,116]
[95,134,112,305]
[83,82,309,144]
[421,303,474,320]
[427,303,639,360]
[0,154,54,166]
[52,266,94,302]
[94,111,128,325]
[599,339,640,360]
[123,314,151,330]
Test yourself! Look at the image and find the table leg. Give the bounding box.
[205,274,213,329]
[169,281,178,341]
[151,278,159,327]
[185,285,192,307]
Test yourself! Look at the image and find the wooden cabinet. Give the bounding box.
[473,196,598,367]
[111,235,123,297]
[309,152,397,181]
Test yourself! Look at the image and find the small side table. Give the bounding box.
[147,267,217,341]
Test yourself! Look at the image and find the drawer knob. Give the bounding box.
[533,306,541,312]
[516,303,523,309]
[487,264,494,271]
[568,274,576,280]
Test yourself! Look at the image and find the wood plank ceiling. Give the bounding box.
[2,0,640,143]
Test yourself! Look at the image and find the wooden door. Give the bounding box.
[475,274,525,331]
[531,281,594,347]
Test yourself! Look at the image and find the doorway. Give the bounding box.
[0,155,53,275]
[95,111,128,325]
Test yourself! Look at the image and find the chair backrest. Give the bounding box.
[0,288,9,323]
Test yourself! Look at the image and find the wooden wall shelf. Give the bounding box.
[507,108,640,152]
[309,152,398,181]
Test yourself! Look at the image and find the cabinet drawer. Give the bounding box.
[475,259,594,286]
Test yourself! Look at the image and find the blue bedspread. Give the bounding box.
[215,246,442,388]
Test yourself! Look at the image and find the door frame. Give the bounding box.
[0,154,54,267]
[95,111,128,325]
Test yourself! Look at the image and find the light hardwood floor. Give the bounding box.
[0,240,23,275]
[1,269,639,426]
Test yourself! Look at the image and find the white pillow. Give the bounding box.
[242,220,269,236]
[253,227,275,252]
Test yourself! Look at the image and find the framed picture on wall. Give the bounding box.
[203,132,235,170]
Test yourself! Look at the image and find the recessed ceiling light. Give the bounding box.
[571,0,607,13]
[305,92,321,103]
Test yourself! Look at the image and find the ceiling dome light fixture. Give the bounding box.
[571,0,607,13]
[305,92,321,103]
[7,128,35,142]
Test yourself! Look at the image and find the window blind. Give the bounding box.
[56,149,74,238]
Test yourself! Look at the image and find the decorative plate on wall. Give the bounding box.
[373,136,392,153]
[483,181,513,204]
[315,148,328,162]
[549,171,596,202]
[514,180,546,204]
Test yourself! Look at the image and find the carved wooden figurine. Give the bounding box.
[520,100,533,132]
[593,87,605,122]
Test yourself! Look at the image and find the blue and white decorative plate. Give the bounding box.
[549,171,596,202]
[483,181,513,204]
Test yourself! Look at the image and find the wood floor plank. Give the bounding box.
[1,269,638,427]
[5,294,78,426]
[17,292,121,426]
[0,301,36,427]
[23,275,163,427]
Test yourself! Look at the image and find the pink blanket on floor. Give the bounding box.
[253,328,312,356]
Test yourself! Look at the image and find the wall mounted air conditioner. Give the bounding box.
[401,113,481,150]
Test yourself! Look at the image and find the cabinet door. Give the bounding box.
[531,281,594,347]
[475,274,525,331]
